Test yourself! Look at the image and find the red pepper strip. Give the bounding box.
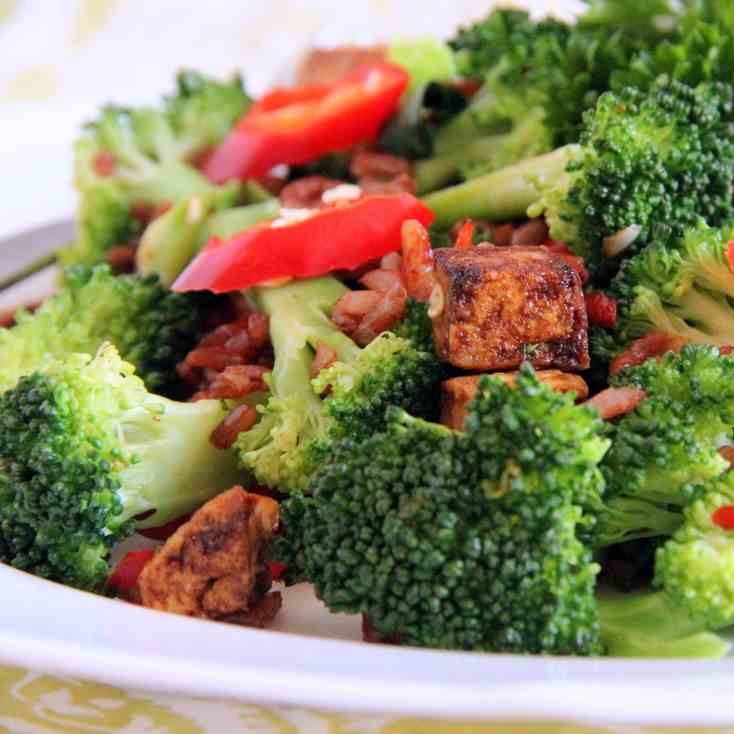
[713,506,734,530]
[138,514,191,541]
[727,241,734,274]
[205,63,409,182]
[585,291,618,328]
[107,549,155,593]
[269,561,286,581]
[173,193,434,294]
[454,219,475,249]
[93,149,116,177]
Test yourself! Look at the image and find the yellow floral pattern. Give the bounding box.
[1,665,733,734]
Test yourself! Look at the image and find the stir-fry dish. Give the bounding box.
[5,0,734,659]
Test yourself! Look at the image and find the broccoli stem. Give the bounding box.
[433,87,508,154]
[422,145,575,226]
[137,197,279,286]
[252,277,362,398]
[598,591,730,658]
[117,396,242,528]
[415,135,509,194]
[677,289,734,344]
[136,196,213,286]
[124,159,219,205]
[202,199,280,241]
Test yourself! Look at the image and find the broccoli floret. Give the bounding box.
[235,277,441,492]
[0,345,241,591]
[424,9,671,194]
[656,470,734,630]
[136,193,279,287]
[594,346,734,547]
[0,265,217,393]
[577,0,679,36]
[601,221,734,356]
[276,367,608,654]
[62,70,249,269]
[423,79,734,278]
[611,1,734,95]
[392,299,435,354]
[598,591,730,658]
[449,8,567,81]
[426,12,567,189]
[61,181,138,271]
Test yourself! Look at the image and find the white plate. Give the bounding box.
[1,225,734,728]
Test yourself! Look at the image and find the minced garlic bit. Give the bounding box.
[271,208,316,229]
[602,224,642,258]
[186,196,204,224]
[321,183,363,205]
[427,283,445,319]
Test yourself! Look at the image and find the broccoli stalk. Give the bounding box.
[277,367,609,654]
[0,345,241,591]
[235,277,441,493]
[136,193,279,287]
[598,591,730,658]
[0,265,219,393]
[62,70,250,270]
[422,146,573,226]
[594,346,734,547]
[415,111,551,194]
[422,79,734,275]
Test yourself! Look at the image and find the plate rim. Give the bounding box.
[2,558,734,726]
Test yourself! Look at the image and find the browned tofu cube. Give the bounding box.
[440,371,590,430]
[431,245,589,371]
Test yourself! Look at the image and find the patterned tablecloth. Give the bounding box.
[3,664,733,734]
[1,2,731,732]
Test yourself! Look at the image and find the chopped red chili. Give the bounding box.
[712,506,734,530]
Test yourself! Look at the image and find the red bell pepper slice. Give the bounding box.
[713,505,734,530]
[585,291,618,328]
[727,241,734,274]
[107,549,155,593]
[204,63,409,182]
[173,193,434,294]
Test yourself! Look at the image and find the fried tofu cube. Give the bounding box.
[139,486,281,626]
[431,245,589,371]
[441,371,589,430]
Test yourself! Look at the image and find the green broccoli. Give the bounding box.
[0,345,241,591]
[422,79,734,278]
[656,470,734,630]
[611,2,734,94]
[577,0,679,36]
[594,346,734,547]
[598,591,730,658]
[425,11,567,189]
[276,368,609,654]
[422,7,672,193]
[392,298,435,355]
[62,70,250,269]
[449,8,568,82]
[235,277,441,493]
[600,221,734,357]
[0,265,218,393]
